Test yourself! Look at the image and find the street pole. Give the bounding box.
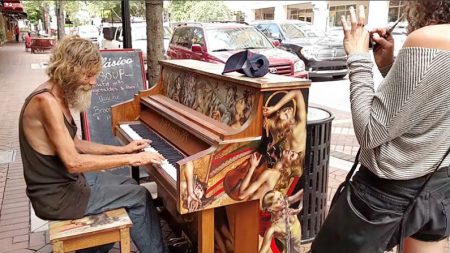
[121,0,132,48]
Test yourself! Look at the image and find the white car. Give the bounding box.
[102,23,172,61]
[77,25,101,47]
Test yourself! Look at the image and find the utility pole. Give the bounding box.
[121,0,132,48]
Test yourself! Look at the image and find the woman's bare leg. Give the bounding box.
[404,236,446,253]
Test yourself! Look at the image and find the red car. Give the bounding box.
[167,22,308,78]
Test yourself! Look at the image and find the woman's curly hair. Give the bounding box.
[46,35,101,88]
[404,0,450,33]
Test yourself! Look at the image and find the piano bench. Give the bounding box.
[49,208,132,253]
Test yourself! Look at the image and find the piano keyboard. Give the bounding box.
[120,124,185,182]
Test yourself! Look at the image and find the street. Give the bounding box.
[309,54,384,113]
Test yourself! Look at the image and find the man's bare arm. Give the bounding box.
[74,137,150,155]
[38,96,163,173]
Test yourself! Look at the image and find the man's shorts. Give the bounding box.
[356,166,450,244]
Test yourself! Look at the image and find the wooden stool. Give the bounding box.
[49,208,132,253]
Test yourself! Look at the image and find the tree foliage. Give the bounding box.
[168,1,231,22]
[86,0,146,22]
[23,1,147,25]
[24,0,80,25]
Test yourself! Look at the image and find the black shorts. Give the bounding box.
[353,166,450,247]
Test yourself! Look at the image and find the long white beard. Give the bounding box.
[71,86,92,112]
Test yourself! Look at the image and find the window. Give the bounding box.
[255,8,275,20]
[280,23,306,39]
[191,27,205,47]
[288,8,313,22]
[205,27,273,52]
[388,0,404,23]
[172,27,193,49]
[256,23,281,40]
[329,4,357,27]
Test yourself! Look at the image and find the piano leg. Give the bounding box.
[227,200,259,253]
[198,208,214,253]
[131,166,140,184]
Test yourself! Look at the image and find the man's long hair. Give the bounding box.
[46,36,101,102]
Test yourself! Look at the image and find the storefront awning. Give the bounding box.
[1,2,27,19]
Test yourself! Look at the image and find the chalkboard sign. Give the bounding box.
[81,49,146,145]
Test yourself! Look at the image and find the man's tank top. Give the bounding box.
[19,89,90,220]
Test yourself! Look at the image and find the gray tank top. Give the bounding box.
[19,89,90,220]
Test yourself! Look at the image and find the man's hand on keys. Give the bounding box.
[125,139,152,153]
[132,151,165,166]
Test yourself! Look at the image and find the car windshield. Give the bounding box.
[280,23,322,39]
[205,27,273,52]
[298,24,324,37]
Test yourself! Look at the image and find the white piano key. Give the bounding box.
[120,124,143,140]
[161,160,177,182]
[144,147,157,153]
[120,124,178,182]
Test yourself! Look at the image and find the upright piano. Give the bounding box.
[111,59,310,253]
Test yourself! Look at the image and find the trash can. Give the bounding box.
[300,106,334,243]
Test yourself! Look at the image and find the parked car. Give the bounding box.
[251,20,348,79]
[326,26,344,42]
[77,25,101,47]
[102,22,173,61]
[166,22,307,78]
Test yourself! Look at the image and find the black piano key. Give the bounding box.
[129,124,186,164]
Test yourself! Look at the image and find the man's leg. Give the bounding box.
[82,172,166,253]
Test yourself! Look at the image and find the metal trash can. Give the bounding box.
[300,106,334,243]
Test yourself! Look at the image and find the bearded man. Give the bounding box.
[19,36,167,253]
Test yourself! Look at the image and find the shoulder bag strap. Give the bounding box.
[330,149,360,207]
[397,146,450,253]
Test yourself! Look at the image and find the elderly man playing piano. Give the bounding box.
[19,36,167,253]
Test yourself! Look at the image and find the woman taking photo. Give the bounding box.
[312,1,450,253]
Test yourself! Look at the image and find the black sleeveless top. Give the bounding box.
[19,89,90,220]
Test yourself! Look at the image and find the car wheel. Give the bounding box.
[332,75,346,79]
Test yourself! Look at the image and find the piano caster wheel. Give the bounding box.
[168,237,185,244]
[168,236,192,253]
[154,197,164,207]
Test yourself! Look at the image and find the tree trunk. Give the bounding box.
[41,3,50,36]
[56,0,65,40]
[145,0,164,87]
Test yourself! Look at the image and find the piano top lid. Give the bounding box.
[159,60,311,90]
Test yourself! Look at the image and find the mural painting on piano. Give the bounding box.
[177,87,308,253]
[162,68,256,129]
[256,90,307,253]
[178,140,261,214]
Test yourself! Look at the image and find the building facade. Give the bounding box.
[227,0,405,32]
